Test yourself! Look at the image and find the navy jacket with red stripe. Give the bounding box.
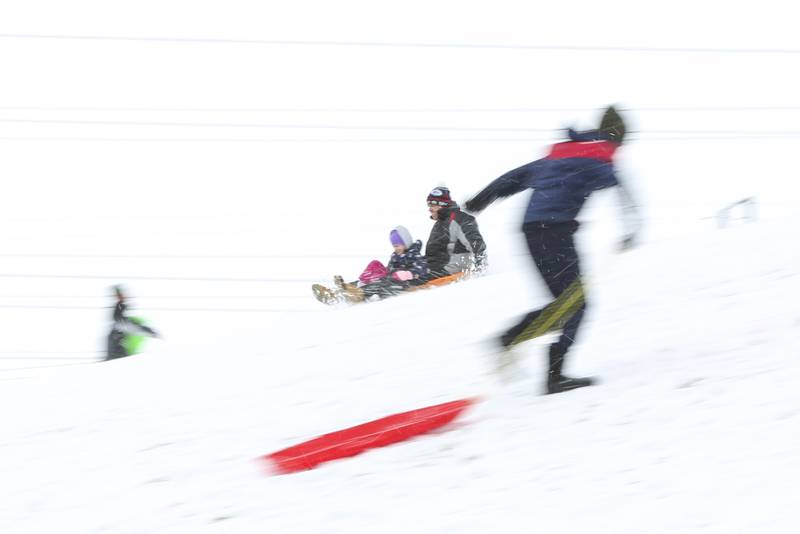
[466,129,620,224]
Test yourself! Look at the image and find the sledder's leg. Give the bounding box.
[361,278,408,301]
[105,330,128,360]
[312,284,339,305]
[333,275,366,303]
[495,221,595,393]
[500,278,584,348]
[341,285,366,303]
[526,222,594,393]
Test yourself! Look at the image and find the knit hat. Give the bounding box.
[427,186,452,207]
[389,225,413,248]
[598,105,627,144]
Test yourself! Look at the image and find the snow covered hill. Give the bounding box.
[2,211,799,533]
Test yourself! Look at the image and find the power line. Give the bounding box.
[0,294,310,300]
[0,273,316,283]
[2,32,800,55]
[0,136,557,143]
[0,354,100,360]
[1,135,798,143]
[637,129,800,136]
[0,304,323,313]
[0,252,374,259]
[5,117,800,136]
[3,105,800,113]
[0,350,100,354]
[3,118,800,137]
[634,134,800,141]
[0,117,555,131]
[0,361,99,373]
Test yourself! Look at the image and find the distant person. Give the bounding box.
[465,105,640,394]
[106,285,159,361]
[424,187,487,279]
[313,226,428,304]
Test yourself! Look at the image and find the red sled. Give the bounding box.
[263,397,477,475]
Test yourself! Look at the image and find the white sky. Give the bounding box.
[2,1,799,219]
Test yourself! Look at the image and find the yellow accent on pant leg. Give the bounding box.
[509,278,585,347]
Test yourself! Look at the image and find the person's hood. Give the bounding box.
[390,225,414,248]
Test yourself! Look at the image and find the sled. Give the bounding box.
[263,398,477,474]
[411,271,466,290]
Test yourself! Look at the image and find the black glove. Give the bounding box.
[618,234,636,252]
[465,190,499,214]
[464,198,480,214]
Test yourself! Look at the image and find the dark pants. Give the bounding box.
[423,264,448,281]
[106,329,128,361]
[501,221,586,377]
[361,277,425,300]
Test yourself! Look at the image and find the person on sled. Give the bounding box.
[105,285,160,361]
[424,186,487,280]
[313,226,428,304]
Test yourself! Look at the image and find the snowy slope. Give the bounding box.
[2,211,799,533]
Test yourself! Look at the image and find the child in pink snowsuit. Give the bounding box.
[338,226,428,302]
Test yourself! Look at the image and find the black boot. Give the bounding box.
[545,343,595,394]
[546,374,595,394]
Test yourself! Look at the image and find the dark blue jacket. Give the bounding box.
[466,129,620,224]
[387,240,428,280]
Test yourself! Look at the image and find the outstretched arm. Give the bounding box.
[615,174,642,251]
[465,160,540,213]
[138,324,160,338]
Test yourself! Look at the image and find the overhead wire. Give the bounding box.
[3,117,800,136]
[0,353,100,360]
[2,117,799,144]
[0,273,317,283]
[0,304,324,312]
[0,294,310,299]
[1,118,560,131]
[1,135,798,142]
[0,252,377,259]
[3,105,800,113]
[0,361,100,374]
[2,32,800,55]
